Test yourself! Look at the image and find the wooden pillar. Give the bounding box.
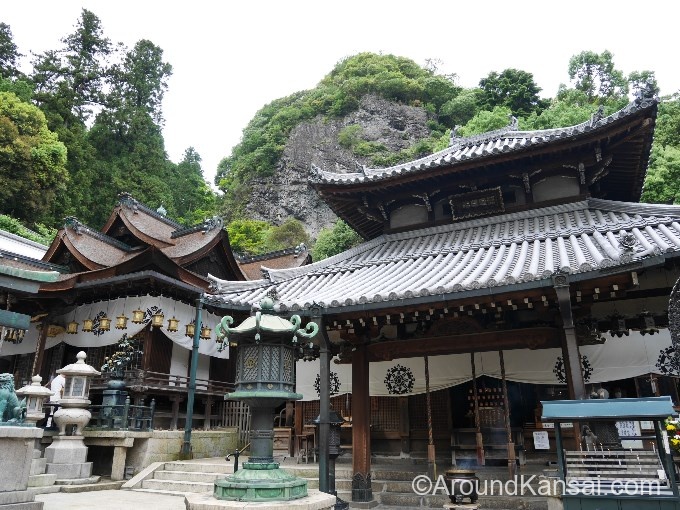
[203,396,213,431]
[31,317,49,377]
[424,355,436,479]
[170,395,184,431]
[499,350,517,478]
[398,397,410,455]
[351,342,372,503]
[553,275,585,399]
[470,353,485,466]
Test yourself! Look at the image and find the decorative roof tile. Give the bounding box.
[207,198,680,310]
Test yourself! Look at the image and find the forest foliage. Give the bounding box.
[2,12,680,261]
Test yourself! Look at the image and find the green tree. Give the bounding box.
[628,70,659,99]
[479,68,546,117]
[311,220,362,261]
[108,39,172,125]
[458,106,513,137]
[568,50,628,102]
[0,92,68,225]
[31,9,113,125]
[170,147,216,225]
[226,219,272,255]
[265,218,309,251]
[641,145,680,204]
[654,96,680,148]
[0,23,22,79]
[439,88,482,127]
[0,215,55,245]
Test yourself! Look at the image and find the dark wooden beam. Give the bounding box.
[366,326,560,362]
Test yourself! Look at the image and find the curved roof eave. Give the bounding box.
[310,97,658,187]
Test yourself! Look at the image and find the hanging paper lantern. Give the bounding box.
[167,316,180,332]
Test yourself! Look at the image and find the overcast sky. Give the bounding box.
[4,1,679,187]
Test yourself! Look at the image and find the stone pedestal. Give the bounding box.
[44,436,99,484]
[185,489,336,510]
[0,426,44,510]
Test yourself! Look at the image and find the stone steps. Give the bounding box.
[141,478,214,493]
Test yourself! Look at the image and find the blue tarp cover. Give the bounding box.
[541,396,677,421]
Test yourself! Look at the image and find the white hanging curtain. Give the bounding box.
[295,329,677,401]
[0,295,229,359]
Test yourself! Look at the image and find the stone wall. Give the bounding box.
[124,429,239,474]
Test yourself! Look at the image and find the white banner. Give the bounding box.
[295,329,677,400]
[0,295,229,359]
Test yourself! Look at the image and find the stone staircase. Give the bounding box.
[125,457,549,509]
[126,460,320,496]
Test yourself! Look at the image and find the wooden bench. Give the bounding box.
[564,450,672,496]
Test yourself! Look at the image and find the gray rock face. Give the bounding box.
[242,95,433,238]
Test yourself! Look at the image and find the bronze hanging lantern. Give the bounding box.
[115,313,128,330]
[131,308,145,324]
[200,325,212,340]
[640,311,659,335]
[151,310,164,328]
[66,320,79,334]
[185,322,195,338]
[82,318,94,332]
[167,316,180,332]
[99,316,111,332]
[609,315,628,338]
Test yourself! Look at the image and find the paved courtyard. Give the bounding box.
[35,489,186,510]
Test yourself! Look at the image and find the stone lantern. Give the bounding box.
[16,375,53,426]
[53,351,100,435]
[45,351,101,484]
[213,296,318,501]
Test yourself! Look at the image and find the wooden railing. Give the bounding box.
[90,370,234,396]
[87,396,155,431]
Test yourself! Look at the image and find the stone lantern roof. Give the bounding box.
[56,351,101,378]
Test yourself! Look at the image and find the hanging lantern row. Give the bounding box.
[63,306,212,340]
[2,328,26,344]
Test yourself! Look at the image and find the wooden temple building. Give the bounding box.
[0,193,248,428]
[207,91,680,503]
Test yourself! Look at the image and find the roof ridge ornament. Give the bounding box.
[590,105,605,127]
[635,78,658,106]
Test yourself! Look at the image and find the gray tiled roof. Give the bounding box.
[207,198,680,311]
[310,98,657,185]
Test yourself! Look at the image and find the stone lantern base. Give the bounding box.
[214,463,308,501]
[186,489,336,510]
[44,436,99,483]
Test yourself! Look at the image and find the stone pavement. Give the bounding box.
[35,489,186,510]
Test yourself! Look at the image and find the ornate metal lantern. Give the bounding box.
[66,320,79,334]
[200,325,212,340]
[82,318,94,332]
[640,311,659,336]
[131,308,145,324]
[151,310,164,328]
[167,316,180,332]
[98,316,111,332]
[212,296,318,502]
[609,315,629,338]
[115,313,129,330]
[185,322,195,338]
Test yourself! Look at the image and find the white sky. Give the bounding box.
[3,1,679,187]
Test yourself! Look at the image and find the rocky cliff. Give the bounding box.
[242,95,433,238]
